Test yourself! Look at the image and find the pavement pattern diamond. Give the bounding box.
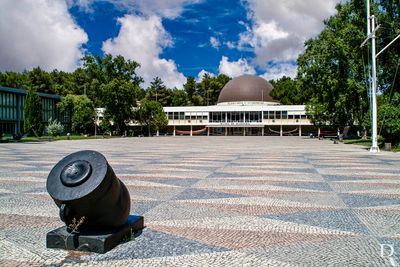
[0,136,399,266]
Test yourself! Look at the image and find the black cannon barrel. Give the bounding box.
[47,150,130,232]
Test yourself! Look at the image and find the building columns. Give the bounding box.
[243,128,246,136]
[173,125,176,136]
[261,127,264,136]
[280,125,283,137]
[299,125,302,136]
[207,127,210,136]
[225,127,228,136]
[190,125,193,136]
[156,130,159,137]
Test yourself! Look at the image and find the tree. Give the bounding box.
[81,54,143,135]
[58,94,95,134]
[0,72,29,89]
[170,88,188,106]
[24,90,44,136]
[210,74,231,104]
[297,0,370,132]
[196,74,231,105]
[270,76,303,104]
[136,100,168,136]
[51,70,81,97]
[297,0,400,144]
[100,79,141,135]
[377,0,400,95]
[378,93,400,145]
[146,77,171,106]
[184,76,196,105]
[191,93,205,106]
[79,54,143,107]
[99,119,112,135]
[28,67,54,94]
[197,73,211,105]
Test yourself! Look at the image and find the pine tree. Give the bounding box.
[24,90,43,136]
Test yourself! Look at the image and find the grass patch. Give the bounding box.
[343,138,400,152]
[343,138,375,146]
[393,145,400,152]
[0,135,116,143]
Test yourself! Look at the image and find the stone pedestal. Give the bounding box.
[47,215,144,254]
[385,143,392,151]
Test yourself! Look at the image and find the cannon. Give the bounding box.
[46,150,144,253]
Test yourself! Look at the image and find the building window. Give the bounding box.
[282,111,288,119]
[268,111,275,120]
[226,112,244,122]
[210,112,230,123]
[0,93,19,120]
[245,111,261,122]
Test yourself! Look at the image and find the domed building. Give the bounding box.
[217,75,276,105]
[163,75,315,136]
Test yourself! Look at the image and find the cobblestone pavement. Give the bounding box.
[0,136,399,266]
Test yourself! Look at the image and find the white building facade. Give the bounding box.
[162,75,317,136]
[164,104,314,136]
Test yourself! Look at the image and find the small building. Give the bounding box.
[0,86,71,136]
[164,75,316,136]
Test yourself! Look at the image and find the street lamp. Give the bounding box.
[361,0,400,153]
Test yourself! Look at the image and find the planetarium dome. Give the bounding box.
[217,75,277,105]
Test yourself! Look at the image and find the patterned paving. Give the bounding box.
[0,137,399,266]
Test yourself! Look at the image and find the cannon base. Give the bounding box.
[46,215,144,254]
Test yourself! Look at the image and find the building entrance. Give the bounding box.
[209,127,264,136]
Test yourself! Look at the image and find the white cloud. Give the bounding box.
[102,15,186,88]
[196,69,215,82]
[225,41,236,49]
[210,37,220,49]
[130,0,203,19]
[218,56,256,78]
[68,0,203,19]
[240,0,340,66]
[260,62,297,81]
[0,0,88,72]
[66,0,93,12]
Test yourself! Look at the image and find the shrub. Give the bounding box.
[46,118,64,137]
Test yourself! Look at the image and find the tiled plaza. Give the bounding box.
[0,136,399,266]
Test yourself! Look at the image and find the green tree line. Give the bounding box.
[0,54,232,136]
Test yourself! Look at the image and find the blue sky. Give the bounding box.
[0,0,341,88]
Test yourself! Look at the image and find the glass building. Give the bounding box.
[0,86,71,135]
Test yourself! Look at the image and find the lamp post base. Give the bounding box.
[370,146,380,153]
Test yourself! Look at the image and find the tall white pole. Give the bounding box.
[370,14,379,152]
[367,0,370,34]
[364,1,400,152]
